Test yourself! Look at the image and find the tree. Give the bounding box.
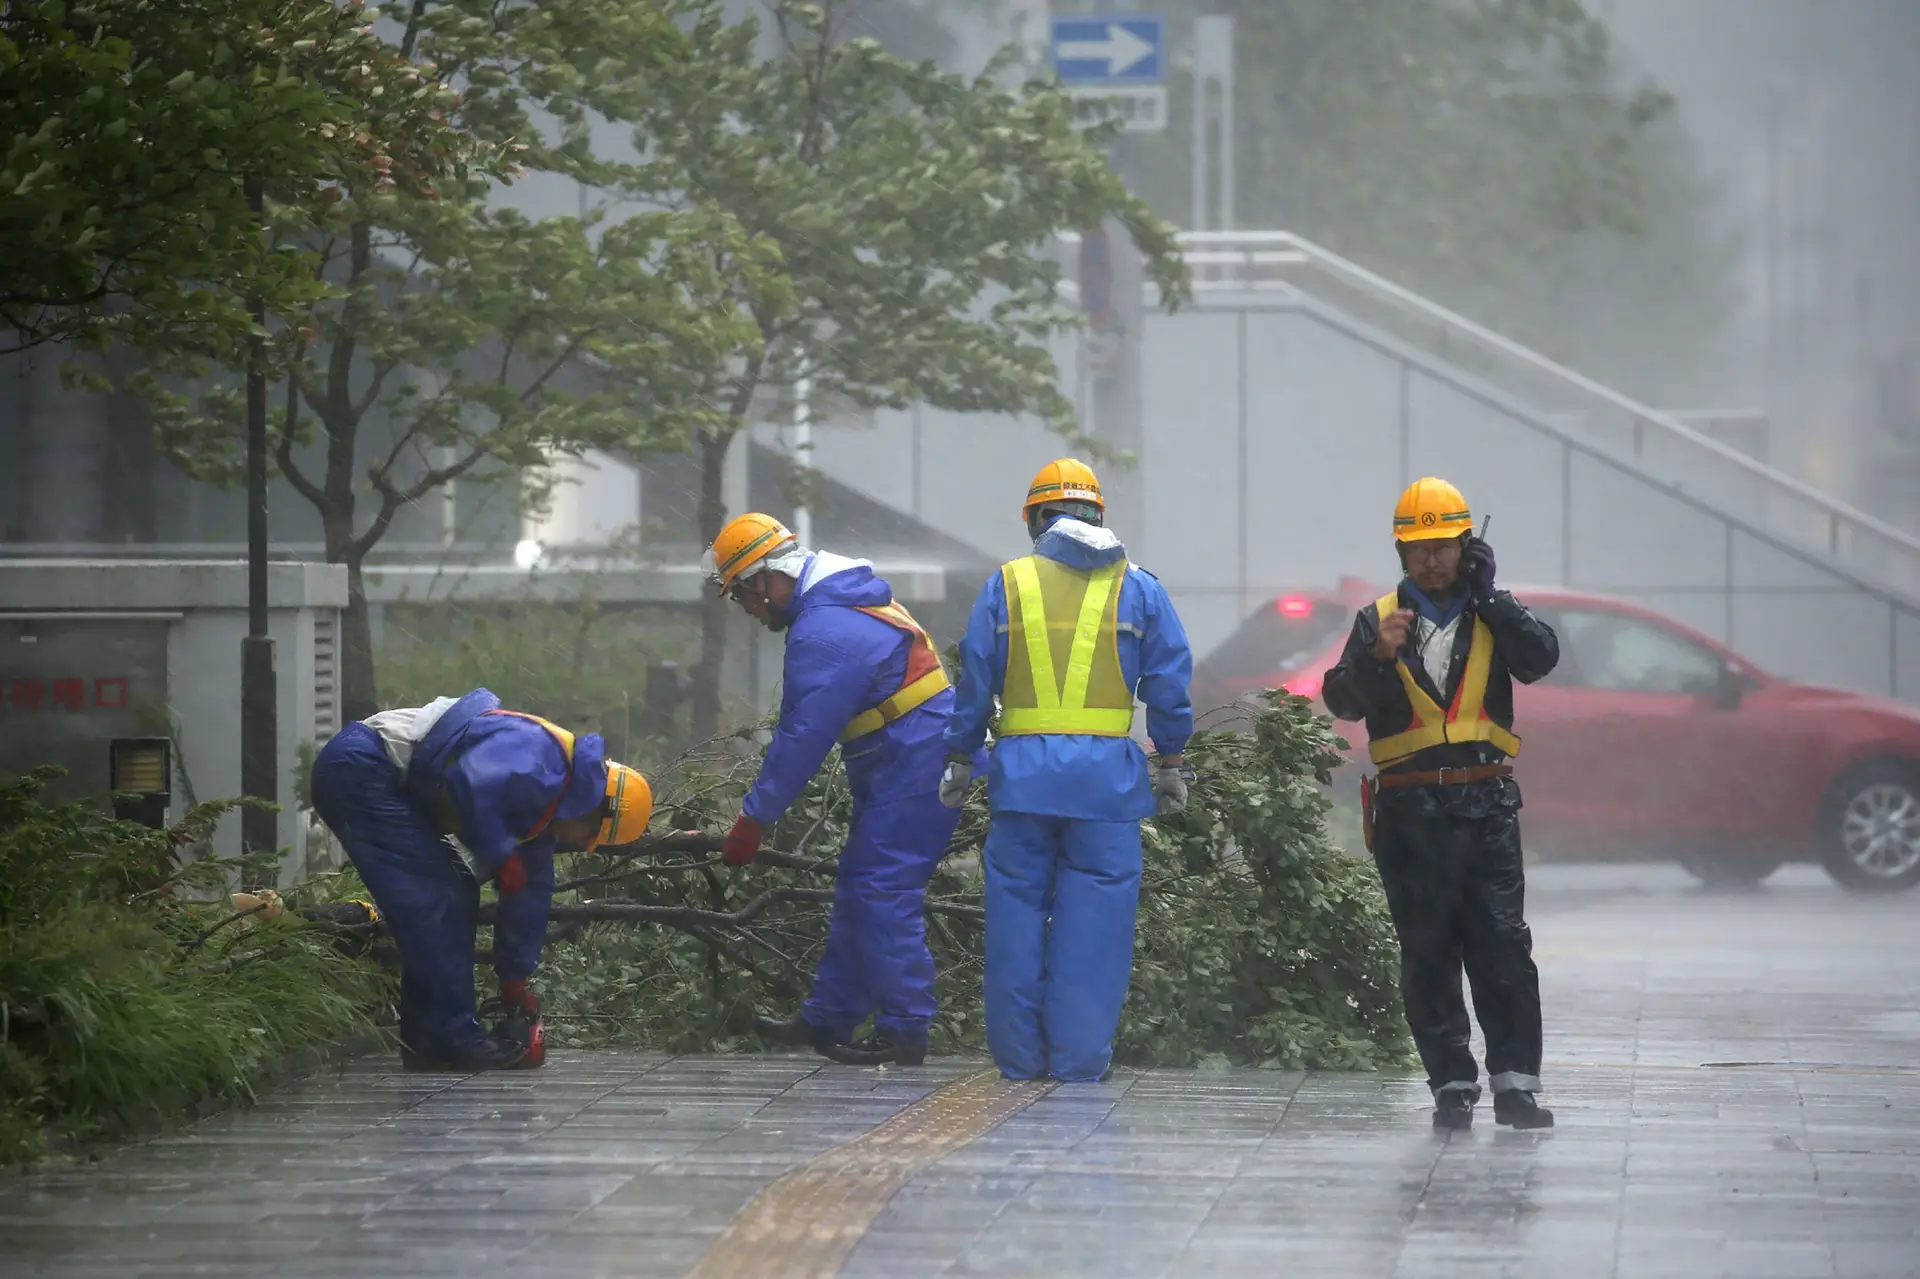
[148,0,757,720]
[0,0,475,359]
[605,0,1191,736]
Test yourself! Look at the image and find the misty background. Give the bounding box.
[4,0,1918,722]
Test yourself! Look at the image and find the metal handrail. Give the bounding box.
[1167,229,1920,570]
[1269,288,1920,617]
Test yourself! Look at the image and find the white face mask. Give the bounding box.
[1030,504,1104,540]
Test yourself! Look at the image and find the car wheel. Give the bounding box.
[1677,853,1782,889]
[1819,762,1920,893]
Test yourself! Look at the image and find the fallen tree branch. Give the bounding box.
[548,887,835,930]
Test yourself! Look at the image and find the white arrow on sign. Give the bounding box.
[1057,24,1156,77]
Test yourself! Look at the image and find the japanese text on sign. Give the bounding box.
[1,677,131,710]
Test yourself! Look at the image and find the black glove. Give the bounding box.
[1461,534,1496,601]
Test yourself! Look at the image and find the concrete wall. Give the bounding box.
[0,560,349,884]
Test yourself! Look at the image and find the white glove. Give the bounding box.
[938,755,974,808]
[1151,759,1195,815]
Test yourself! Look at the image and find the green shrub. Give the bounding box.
[0,770,384,1166]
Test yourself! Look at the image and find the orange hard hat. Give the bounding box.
[1023,458,1104,518]
[1392,477,1472,543]
[592,762,653,850]
[703,513,795,595]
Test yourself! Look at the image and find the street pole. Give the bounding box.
[793,350,812,549]
[241,175,279,885]
[1192,15,1235,231]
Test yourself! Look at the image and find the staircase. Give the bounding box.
[1174,231,1920,610]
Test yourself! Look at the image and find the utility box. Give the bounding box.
[0,560,347,885]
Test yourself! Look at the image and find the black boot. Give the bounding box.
[401,1034,527,1073]
[754,1011,839,1053]
[1493,1090,1554,1129]
[1432,1090,1475,1130]
[819,1032,928,1067]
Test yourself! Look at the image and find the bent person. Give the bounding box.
[310,689,652,1071]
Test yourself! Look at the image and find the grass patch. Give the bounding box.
[0,770,385,1167]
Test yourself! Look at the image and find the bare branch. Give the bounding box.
[519,334,592,403]
[350,357,399,422]
[275,368,329,513]
[351,441,492,561]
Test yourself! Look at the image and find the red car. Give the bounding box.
[1189,582,1920,893]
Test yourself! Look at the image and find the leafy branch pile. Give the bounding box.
[528,693,1409,1072]
[0,689,1405,1165]
[0,770,385,1166]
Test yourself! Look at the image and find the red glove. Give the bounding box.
[723,814,762,867]
[499,978,538,1015]
[495,851,527,894]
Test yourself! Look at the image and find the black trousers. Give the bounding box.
[1372,801,1543,1098]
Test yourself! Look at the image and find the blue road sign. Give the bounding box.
[1051,15,1164,85]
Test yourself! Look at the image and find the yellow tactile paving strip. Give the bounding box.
[685,1070,1057,1279]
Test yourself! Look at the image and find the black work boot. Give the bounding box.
[820,1032,928,1067]
[1432,1091,1475,1130]
[401,1034,528,1073]
[754,1011,839,1053]
[1493,1090,1555,1129]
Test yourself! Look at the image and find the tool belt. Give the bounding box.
[1361,763,1512,854]
[1375,762,1513,790]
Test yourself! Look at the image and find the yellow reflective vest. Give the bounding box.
[1366,590,1522,768]
[996,555,1134,737]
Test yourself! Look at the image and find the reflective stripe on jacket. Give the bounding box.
[839,602,952,743]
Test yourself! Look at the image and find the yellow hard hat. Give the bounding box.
[1392,477,1473,543]
[1023,458,1104,518]
[704,512,795,595]
[592,762,653,850]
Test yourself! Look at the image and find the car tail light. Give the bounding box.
[1275,594,1314,619]
[1283,673,1322,700]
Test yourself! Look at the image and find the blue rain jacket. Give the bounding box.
[944,522,1194,821]
[406,688,608,870]
[743,554,972,823]
[403,687,608,981]
[737,555,977,1039]
[309,686,612,1058]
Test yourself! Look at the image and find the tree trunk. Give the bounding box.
[690,429,733,739]
[338,554,379,723]
[320,501,378,722]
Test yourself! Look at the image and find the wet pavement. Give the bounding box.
[3,863,1918,1278]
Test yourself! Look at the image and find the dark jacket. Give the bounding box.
[1323,586,1559,790]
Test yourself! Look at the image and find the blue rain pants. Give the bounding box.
[309,723,491,1059]
[801,788,963,1040]
[983,812,1144,1081]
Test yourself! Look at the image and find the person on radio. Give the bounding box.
[1323,477,1559,1130]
